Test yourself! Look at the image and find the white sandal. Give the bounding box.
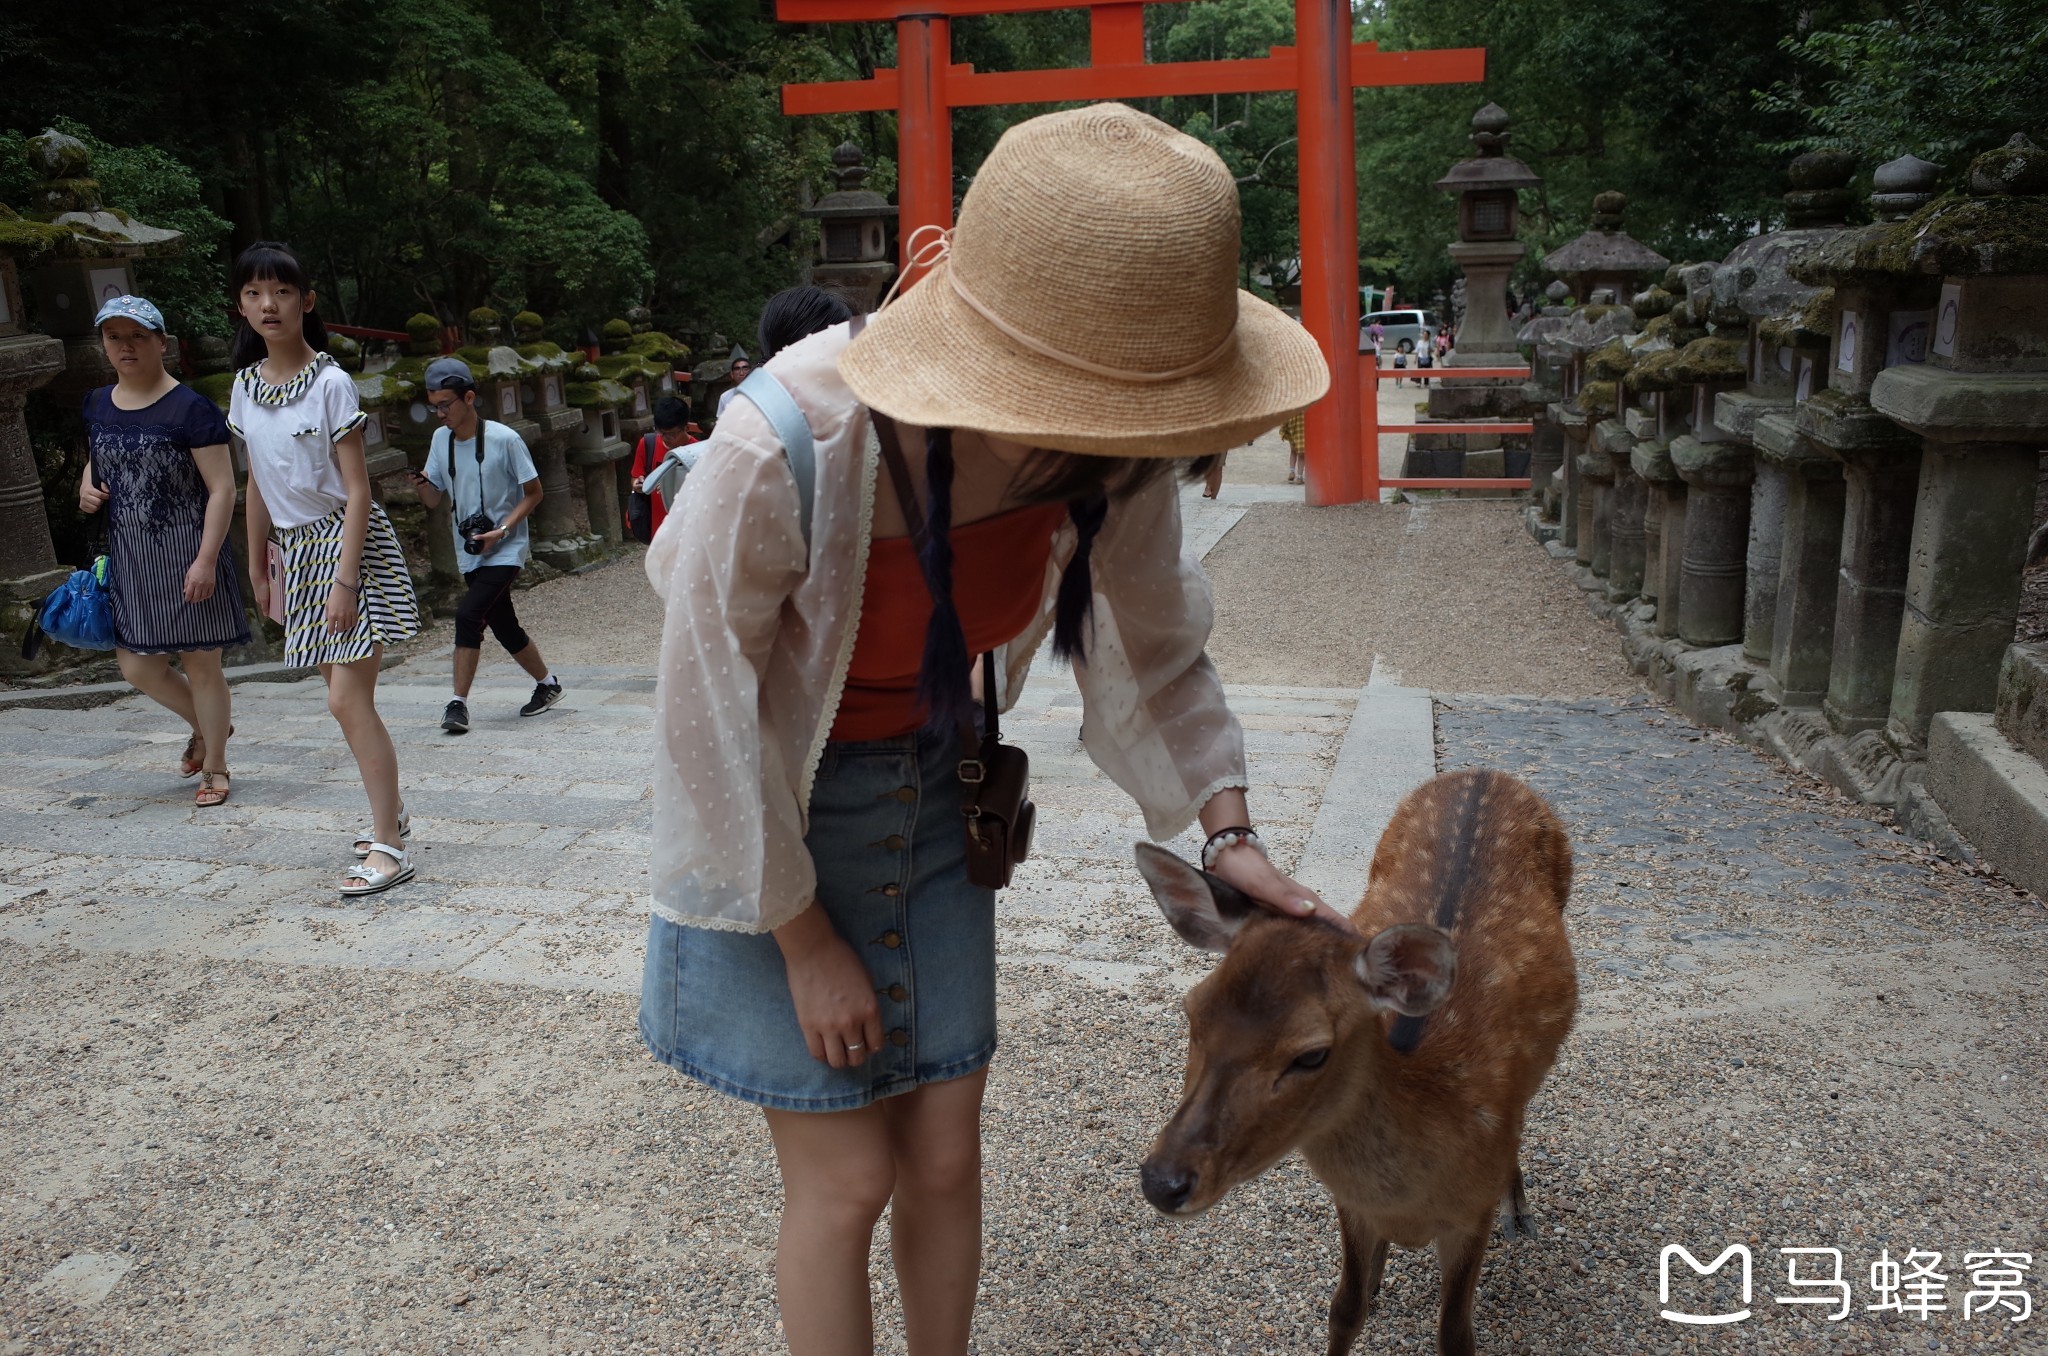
[353,807,410,859]
[340,843,414,897]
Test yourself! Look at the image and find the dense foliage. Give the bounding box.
[0,0,2036,341]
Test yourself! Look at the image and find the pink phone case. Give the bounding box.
[264,542,287,625]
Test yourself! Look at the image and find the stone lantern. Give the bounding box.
[1407,105,1541,487]
[1872,134,2048,752]
[1542,192,1669,318]
[21,133,182,353]
[1702,153,1859,725]
[1785,154,1945,798]
[1432,104,1540,359]
[0,217,66,662]
[804,141,898,313]
[513,311,577,430]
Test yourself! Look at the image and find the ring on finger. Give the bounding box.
[846,1041,865,1053]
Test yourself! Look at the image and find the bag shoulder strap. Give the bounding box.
[733,369,815,557]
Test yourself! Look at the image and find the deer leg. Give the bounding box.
[1326,1207,1388,1356]
[1497,1161,1536,1239]
[1433,1217,1491,1356]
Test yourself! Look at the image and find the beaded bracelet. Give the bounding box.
[1201,825,1266,870]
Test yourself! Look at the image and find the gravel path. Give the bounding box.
[6,470,2045,1354]
[1203,499,1639,696]
[8,698,2042,1353]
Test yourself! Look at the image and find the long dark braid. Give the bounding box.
[1050,493,1109,664]
[913,427,976,735]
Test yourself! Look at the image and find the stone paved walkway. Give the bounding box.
[4,492,2045,1355]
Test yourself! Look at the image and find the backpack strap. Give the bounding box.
[667,319,861,562]
[732,368,816,559]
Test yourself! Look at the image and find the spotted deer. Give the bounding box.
[1136,769,1578,1356]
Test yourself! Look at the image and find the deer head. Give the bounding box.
[1133,843,1455,1217]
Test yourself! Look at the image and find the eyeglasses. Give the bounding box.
[428,398,463,416]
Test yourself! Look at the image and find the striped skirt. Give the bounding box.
[274,502,421,668]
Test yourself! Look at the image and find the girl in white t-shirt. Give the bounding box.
[228,242,420,897]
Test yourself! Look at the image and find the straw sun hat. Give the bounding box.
[839,103,1329,458]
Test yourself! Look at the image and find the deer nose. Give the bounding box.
[1140,1160,1197,1214]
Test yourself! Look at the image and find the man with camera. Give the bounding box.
[409,357,563,733]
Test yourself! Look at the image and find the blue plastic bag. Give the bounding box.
[37,556,116,652]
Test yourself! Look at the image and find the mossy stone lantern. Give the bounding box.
[21,132,183,343]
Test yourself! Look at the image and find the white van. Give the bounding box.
[1360,309,1438,354]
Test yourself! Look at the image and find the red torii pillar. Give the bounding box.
[779,1,1485,506]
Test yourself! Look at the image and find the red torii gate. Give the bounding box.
[777,0,1485,505]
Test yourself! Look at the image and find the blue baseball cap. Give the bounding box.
[423,356,478,392]
[93,295,166,332]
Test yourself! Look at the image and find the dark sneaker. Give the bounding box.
[441,699,470,734]
[519,680,564,718]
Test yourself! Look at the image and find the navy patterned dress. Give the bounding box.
[83,385,250,655]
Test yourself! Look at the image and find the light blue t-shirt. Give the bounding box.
[425,420,541,572]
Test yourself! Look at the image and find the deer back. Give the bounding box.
[1347,769,1577,1140]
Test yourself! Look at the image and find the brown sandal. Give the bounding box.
[195,771,231,807]
[179,725,234,779]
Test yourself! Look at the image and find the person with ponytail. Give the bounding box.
[227,242,421,897]
[640,105,1330,1353]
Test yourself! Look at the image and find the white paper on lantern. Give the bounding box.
[1836,312,1860,374]
[1886,311,1930,367]
[1931,284,1961,358]
[88,266,128,305]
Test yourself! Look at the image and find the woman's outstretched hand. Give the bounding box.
[774,904,885,1069]
[1205,840,1339,925]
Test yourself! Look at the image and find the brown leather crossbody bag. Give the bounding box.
[872,414,1036,890]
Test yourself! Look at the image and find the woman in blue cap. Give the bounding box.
[78,294,247,806]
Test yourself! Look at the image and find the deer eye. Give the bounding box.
[1290,1048,1330,1072]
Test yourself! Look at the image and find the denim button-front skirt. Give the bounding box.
[639,725,998,1112]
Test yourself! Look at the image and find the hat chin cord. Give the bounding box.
[880,224,1237,385]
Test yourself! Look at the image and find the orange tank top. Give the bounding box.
[831,501,1068,741]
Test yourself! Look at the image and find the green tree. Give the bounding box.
[1758,0,2048,175]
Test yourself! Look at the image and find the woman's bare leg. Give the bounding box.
[116,649,197,730]
[883,1069,988,1355]
[764,1103,898,1356]
[180,649,232,775]
[322,649,404,881]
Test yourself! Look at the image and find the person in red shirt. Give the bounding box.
[628,396,699,538]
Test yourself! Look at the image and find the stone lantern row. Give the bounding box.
[337,305,689,589]
[1523,136,2048,897]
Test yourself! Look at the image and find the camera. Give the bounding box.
[457,511,497,554]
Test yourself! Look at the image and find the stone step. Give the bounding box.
[0,665,1358,995]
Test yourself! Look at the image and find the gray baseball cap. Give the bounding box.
[423,356,476,391]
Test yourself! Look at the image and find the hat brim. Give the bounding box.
[839,265,1329,459]
[93,309,164,332]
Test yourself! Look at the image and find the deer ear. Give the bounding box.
[1135,842,1256,953]
[1355,924,1457,1016]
